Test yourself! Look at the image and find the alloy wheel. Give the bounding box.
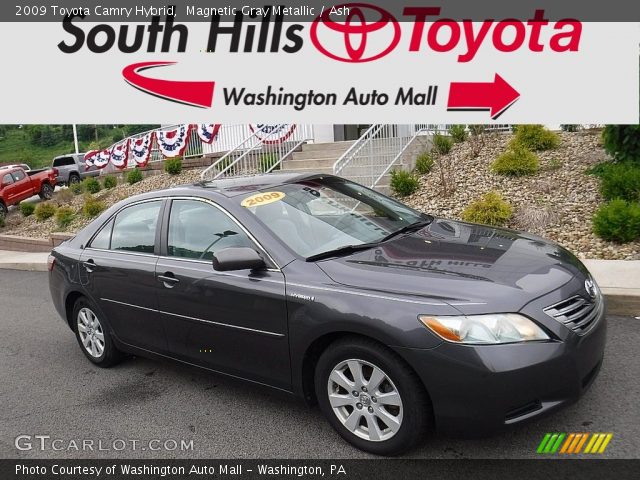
[77,307,105,358]
[327,359,403,442]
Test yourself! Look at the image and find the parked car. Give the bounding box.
[0,163,31,172]
[49,173,606,455]
[52,153,99,186]
[0,166,57,216]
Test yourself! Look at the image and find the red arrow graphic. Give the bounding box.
[447,74,520,120]
[122,61,215,109]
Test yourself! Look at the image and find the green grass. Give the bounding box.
[0,128,114,169]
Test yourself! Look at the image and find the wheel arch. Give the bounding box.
[64,290,85,330]
[299,331,432,410]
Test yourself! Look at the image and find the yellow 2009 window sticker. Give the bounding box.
[241,191,285,208]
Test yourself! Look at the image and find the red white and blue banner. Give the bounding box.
[94,149,111,169]
[83,150,99,170]
[249,124,297,144]
[110,139,129,169]
[157,124,192,158]
[196,124,221,144]
[129,132,155,167]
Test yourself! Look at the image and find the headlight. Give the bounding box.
[419,313,549,344]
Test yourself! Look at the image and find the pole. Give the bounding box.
[72,124,79,154]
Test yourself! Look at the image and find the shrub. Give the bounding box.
[390,170,419,197]
[592,199,640,243]
[55,207,75,229]
[55,188,74,205]
[414,152,434,174]
[545,158,563,171]
[448,125,467,143]
[260,153,281,172]
[491,145,540,176]
[102,175,117,189]
[164,157,183,175]
[512,125,560,151]
[561,124,581,132]
[82,197,106,218]
[20,202,35,217]
[602,125,640,163]
[69,182,84,195]
[82,177,101,194]
[599,163,640,202]
[461,191,513,226]
[127,168,143,185]
[468,125,486,136]
[34,202,56,222]
[432,133,453,155]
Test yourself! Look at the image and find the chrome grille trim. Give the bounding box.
[544,294,602,335]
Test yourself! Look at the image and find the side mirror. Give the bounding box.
[212,247,265,272]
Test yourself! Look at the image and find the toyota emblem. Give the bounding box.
[584,278,597,299]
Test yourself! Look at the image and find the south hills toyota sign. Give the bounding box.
[0,3,636,123]
[58,4,583,62]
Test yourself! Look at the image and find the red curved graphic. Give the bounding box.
[122,62,215,109]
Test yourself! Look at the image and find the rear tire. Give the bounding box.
[39,183,54,200]
[72,298,123,368]
[68,174,80,185]
[0,201,7,218]
[315,337,432,456]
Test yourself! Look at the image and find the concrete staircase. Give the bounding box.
[281,140,405,194]
[281,140,355,175]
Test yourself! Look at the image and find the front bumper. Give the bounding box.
[395,302,606,435]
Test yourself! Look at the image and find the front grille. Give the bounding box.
[544,294,602,335]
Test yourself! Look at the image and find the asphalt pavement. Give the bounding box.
[0,271,638,459]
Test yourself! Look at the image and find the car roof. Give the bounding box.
[180,172,332,198]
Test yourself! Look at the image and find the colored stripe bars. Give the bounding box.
[537,433,613,454]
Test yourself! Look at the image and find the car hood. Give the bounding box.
[316,219,588,313]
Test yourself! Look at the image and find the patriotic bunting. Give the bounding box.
[83,150,99,170]
[110,139,129,169]
[196,124,221,144]
[93,149,111,169]
[249,124,297,144]
[157,124,191,158]
[129,132,155,167]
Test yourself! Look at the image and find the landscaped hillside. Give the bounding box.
[0,125,158,169]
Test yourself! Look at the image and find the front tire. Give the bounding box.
[39,183,54,200]
[0,201,7,218]
[68,174,80,185]
[72,298,123,367]
[315,337,432,456]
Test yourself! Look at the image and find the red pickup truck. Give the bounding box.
[0,166,57,216]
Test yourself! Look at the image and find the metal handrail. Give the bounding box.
[200,124,313,181]
[333,124,381,175]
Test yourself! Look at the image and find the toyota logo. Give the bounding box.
[310,3,401,63]
[585,278,597,299]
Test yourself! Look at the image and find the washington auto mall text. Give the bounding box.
[57,9,582,63]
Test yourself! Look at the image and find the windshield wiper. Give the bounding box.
[306,242,379,262]
[378,218,433,243]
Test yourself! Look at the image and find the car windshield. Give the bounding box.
[240,176,428,258]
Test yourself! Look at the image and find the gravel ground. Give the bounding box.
[0,170,204,239]
[1,130,638,259]
[403,130,640,260]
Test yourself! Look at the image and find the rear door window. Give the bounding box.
[110,201,162,254]
[53,157,75,167]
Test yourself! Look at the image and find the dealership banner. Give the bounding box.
[0,2,638,123]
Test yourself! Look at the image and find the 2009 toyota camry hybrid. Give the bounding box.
[49,173,606,455]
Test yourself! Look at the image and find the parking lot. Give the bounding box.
[0,270,638,459]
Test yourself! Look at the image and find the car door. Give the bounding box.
[155,198,290,389]
[79,199,168,353]
[10,169,31,201]
[1,173,16,202]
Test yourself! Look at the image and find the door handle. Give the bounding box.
[82,260,96,273]
[158,273,180,288]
